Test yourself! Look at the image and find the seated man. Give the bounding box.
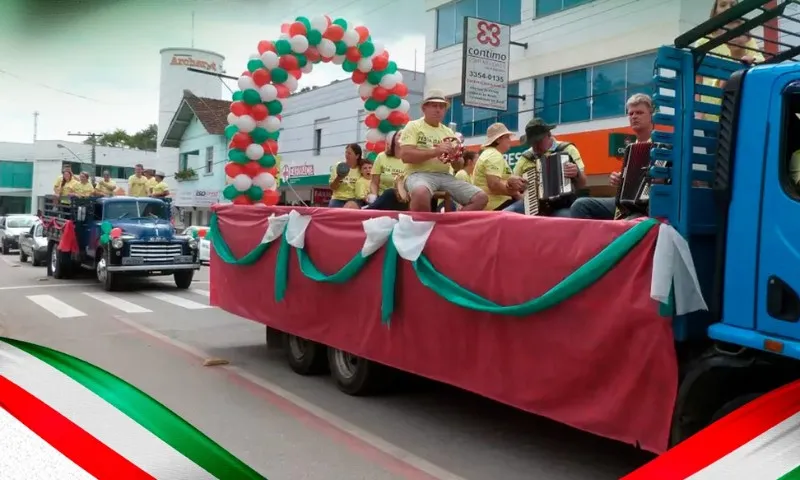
[571,93,655,220]
[504,118,586,216]
[398,90,488,212]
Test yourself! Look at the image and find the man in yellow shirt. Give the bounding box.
[72,172,96,197]
[145,169,158,194]
[128,164,149,197]
[150,172,170,198]
[398,90,487,212]
[95,170,117,197]
[472,123,525,211]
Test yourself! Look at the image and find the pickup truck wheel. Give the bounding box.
[50,244,72,279]
[328,348,387,396]
[19,249,28,263]
[96,257,119,291]
[174,270,193,289]
[1,240,9,255]
[711,392,763,424]
[284,335,328,375]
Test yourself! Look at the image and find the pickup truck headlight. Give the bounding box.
[188,238,197,250]
[111,237,124,250]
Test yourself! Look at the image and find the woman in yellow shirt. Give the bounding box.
[71,172,97,197]
[53,170,78,197]
[364,131,409,211]
[328,143,364,208]
[472,123,525,211]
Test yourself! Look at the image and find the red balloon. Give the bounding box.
[243,161,262,177]
[289,69,302,79]
[258,40,275,54]
[233,195,253,206]
[345,46,361,63]
[266,167,279,178]
[392,83,408,97]
[275,114,283,121]
[288,22,306,37]
[230,101,249,116]
[365,142,375,151]
[262,139,279,155]
[305,47,321,63]
[380,50,390,58]
[275,84,290,99]
[252,69,271,87]
[372,86,389,102]
[225,162,243,178]
[232,132,252,150]
[263,190,280,206]
[241,70,252,78]
[365,114,380,129]
[280,23,290,34]
[279,55,299,71]
[324,25,345,41]
[372,55,389,71]
[354,26,370,43]
[374,141,386,152]
[352,70,367,84]
[320,56,333,63]
[251,103,268,121]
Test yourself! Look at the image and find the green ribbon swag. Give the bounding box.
[207,213,660,324]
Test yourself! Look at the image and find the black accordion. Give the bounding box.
[523,152,576,216]
[614,142,668,217]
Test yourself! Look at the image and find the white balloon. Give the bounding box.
[310,16,329,32]
[317,39,336,58]
[357,57,373,73]
[301,63,314,73]
[246,143,265,160]
[278,33,290,40]
[372,42,385,57]
[232,174,252,192]
[374,106,390,120]
[227,112,237,125]
[397,99,410,113]
[393,72,404,84]
[253,172,277,191]
[366,129,385,143]
[235,115,256,133]
[260,51,279,69]
[342,29,360,47]
[263,116,281,133]
[332,55,346,65]
[380,73,398,90]
[290,35,309,53]
[283,75,298,92]
[237,75,256,91]
[358,83,374,98]
[259,84,278,102]
[249,52,261,60]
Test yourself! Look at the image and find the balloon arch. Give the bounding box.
[222,15,412,206]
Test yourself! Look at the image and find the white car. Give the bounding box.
[0,214,39,255]
[182,226,211,264]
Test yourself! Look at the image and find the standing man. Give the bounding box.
[144,169,157,196]
[127,164,149,197]
[95,170,117,197]
[149,172,170,198]
[570,93,655,220]
[398,90,487,212]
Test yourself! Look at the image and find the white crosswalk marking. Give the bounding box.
[82,292,152,314]
[190,289,209,297]
[26,295,86,318]
[140,291,211,310]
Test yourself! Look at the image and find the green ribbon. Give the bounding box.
[207,213,274,265]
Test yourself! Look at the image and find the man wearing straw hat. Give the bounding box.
[149,171,171,198]
[398,89,488,212]
[472,122,526,211]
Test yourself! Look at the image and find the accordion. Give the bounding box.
[523,152,575,216]
[614,142,668,217]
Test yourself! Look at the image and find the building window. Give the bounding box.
[535,0,593,17]
[444,83,520,137]
[205,146,214,174]
[313,128,322,156]
[534,52,657,125]
[179,152,189,171]
[436,0,522,50]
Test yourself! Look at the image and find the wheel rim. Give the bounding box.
[96,257,107,283]
[333,350,359,379]
[50,247,57,272]
[287,336,306,361]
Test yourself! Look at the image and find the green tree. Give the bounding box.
[84,124,157,151]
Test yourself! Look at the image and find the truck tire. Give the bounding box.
[174,270,194,289]
[327,348,388,396]
[711,392,763,423]
[96,255,119,291]
[284,335,328,375]
[50,243,72,279]
[1,240,10,255]
[19,249,28,263]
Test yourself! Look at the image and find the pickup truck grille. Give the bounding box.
[129,243,184,263]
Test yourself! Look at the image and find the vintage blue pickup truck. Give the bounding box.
[43,195,201,291]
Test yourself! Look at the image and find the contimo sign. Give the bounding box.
[170,54,218,72]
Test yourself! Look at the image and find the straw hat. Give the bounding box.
[482,123,516,147]
[422,89,449,106]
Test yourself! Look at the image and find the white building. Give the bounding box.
[278,69,425,204]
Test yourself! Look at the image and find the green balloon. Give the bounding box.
[258,155,277,168]
[342,60,356,73]
[100,234,109,244]
[307,30,322,45]
[332,18,348,30]
[224,124,239,140]
[378,119,394,133]
[247,59,264,72]
[231,91,244,101]
[271,67,288,84]
[367,70,385,85]
[359,42,375,57]
[249,127,269,144]
[295,16,311,29]
[228,149,248,163]
[266,100,283,115]
[248,185,264,201]
[384,94,401,109]
[367,152,378,162]
[275,39,292,55]
[266,130,280,141]
[294,53,308,68]
[101,221,112,234]
[223,184,238,201]
[335,41,347,55]
[364,98,379,111]
[242,89,261,105]
[386,61,398,74]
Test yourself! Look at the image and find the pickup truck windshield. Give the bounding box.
[104,201,168,220]
[7,217,36,228]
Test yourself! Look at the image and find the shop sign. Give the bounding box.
[174,189,220,207]
[503,145,529,170]
[608,133,637,157]
[170,54,218,72]
[312,187,332,206]
[282,163,315,180]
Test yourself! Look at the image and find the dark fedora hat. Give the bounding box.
[519,118,556,145]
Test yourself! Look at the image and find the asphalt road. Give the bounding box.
[0,252,654,480]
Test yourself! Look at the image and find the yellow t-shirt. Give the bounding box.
[454,169,471,183]
[513,142,585,177]
[95,179,117,196]
[72,181,96,197]
[151,181,170,196]
[372,152,405,194]
[355,177,371,200]
[399,118,455,174]
[790,150,800,187]
[473,147,513,211]
[329,164,362,200]
[54,178,79,196]
[128,175,149,197]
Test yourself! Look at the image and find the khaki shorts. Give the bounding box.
[405,172,483,206]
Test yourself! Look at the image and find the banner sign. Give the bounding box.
[461,17,511,112]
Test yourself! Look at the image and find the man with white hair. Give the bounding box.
[570,93,655,220]
[398,90,488,212]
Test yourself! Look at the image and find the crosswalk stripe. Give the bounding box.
[26,295,86,319]
[140,292,211,310]
[82,292,152,314]
[189,289,209,298]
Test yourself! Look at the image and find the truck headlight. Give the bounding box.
[111,238,124,250]
[188,238,197,250]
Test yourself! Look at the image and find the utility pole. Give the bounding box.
[33,111,39,142]
[67,132,100,183]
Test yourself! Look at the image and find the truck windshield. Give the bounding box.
[104,201,168,220]
[6,216,36,228]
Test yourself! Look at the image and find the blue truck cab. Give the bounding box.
[648,0,800,445]
[43,195,200,291]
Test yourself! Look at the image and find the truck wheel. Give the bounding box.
[174,270,193,289]
[50,244,72,279]
[711,392,763,423]
[1,240,9,255]
[19,249,28,263]
[284,335,328,375]
[328,348,388,396]
[96,256,119,291]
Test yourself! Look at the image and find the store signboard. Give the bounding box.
[461,17,511,111]
[174,189,221,207]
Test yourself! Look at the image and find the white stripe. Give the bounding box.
[83,292,152,313]
[26,295,86,318]
[0,342,213,479]
[0,406,94,480]
[688,411,800,479]
[190,289,210,298]
[141,292,211,310]
[0,283,96,292]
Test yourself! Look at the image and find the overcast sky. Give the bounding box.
[0,0,426,143]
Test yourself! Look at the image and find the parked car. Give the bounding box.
[182,226,211,264]
[19,221,48,266]
[0,214,38,255]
